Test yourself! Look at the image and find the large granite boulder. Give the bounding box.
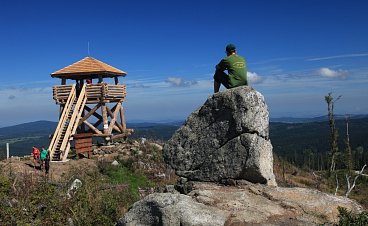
[117,182,364,226]
[164,86,276,186]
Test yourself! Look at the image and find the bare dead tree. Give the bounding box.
[345,164,367,198]
[344,115,353,172]
[325,93,341,172]
[334,173,339,195]
[12,176,18,193]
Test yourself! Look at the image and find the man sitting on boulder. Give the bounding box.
[214,44,247,93]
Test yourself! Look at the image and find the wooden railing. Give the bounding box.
[53,83,126,104]
[49,84,88,161]
[53,84,73,104]
[49,84,76,159]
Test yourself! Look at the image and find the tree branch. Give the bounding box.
[345,164,367,197]
[334,173,339,195]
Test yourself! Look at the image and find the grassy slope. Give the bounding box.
[0,141,176,225]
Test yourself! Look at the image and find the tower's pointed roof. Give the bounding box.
[51,56,126,79]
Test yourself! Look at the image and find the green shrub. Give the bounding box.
[104,165,153,199]
[0,168,139,226]
[0,143,169,225]
[120,158,134,170]
[338,206,368,226]
[0,175,11,196]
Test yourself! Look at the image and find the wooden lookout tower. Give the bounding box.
[49,56,131,161]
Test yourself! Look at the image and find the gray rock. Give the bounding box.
[67,179,82,198]
[175,178,193,194]
[141,137,147,144]
[154,173,166,178]
[11,198,19,207]
[67,217,74,226]
[117,193,227,226]
[150,143,163,151]
[111,160,120,166]
[163,185,179,194]
[164,86,276,186]
[117,182,364,226]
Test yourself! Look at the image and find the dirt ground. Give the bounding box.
[0,141,162,183]
[0,157,99,182]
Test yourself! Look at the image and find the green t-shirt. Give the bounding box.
[216,54,247,88]
[40,149,48,160]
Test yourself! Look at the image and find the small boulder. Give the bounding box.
[111,160,120,166]
[150,143,163,151]
[116,193,227,226]
[67,179,82,198]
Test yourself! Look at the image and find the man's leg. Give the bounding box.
[213,70,229,93]
[214,80,221,93]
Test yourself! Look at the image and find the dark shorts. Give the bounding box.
[213,70,230,88]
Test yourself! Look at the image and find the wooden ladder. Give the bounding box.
[48,84,87,161]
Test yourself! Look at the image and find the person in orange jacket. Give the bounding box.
[32,146,40,169]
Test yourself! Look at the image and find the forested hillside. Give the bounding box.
[1,117,367,169]
[0,121,56,158]
[270,118,368,170]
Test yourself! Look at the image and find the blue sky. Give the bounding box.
[0,0,367,127]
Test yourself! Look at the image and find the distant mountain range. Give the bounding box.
[1,115,367,160]
[0,120,180,158]
[270,114,368,123]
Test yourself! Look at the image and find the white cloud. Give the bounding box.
[166,77,183,86]
[307,53,368,61]
[317,67,349,79]
[129,83,151,89]
[247,71,264,84]
[165,77,198,87]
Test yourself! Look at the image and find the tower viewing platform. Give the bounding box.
[48,56,131,161]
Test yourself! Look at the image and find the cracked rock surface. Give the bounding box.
[164,86,276,186]
[117,182,364,226]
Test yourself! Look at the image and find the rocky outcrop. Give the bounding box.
[164,86,276,186]
[117,182,364,226]
[118,87,365,225]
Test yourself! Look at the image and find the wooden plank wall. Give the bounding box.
[53,83,126,104]
[74,133,93,157]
